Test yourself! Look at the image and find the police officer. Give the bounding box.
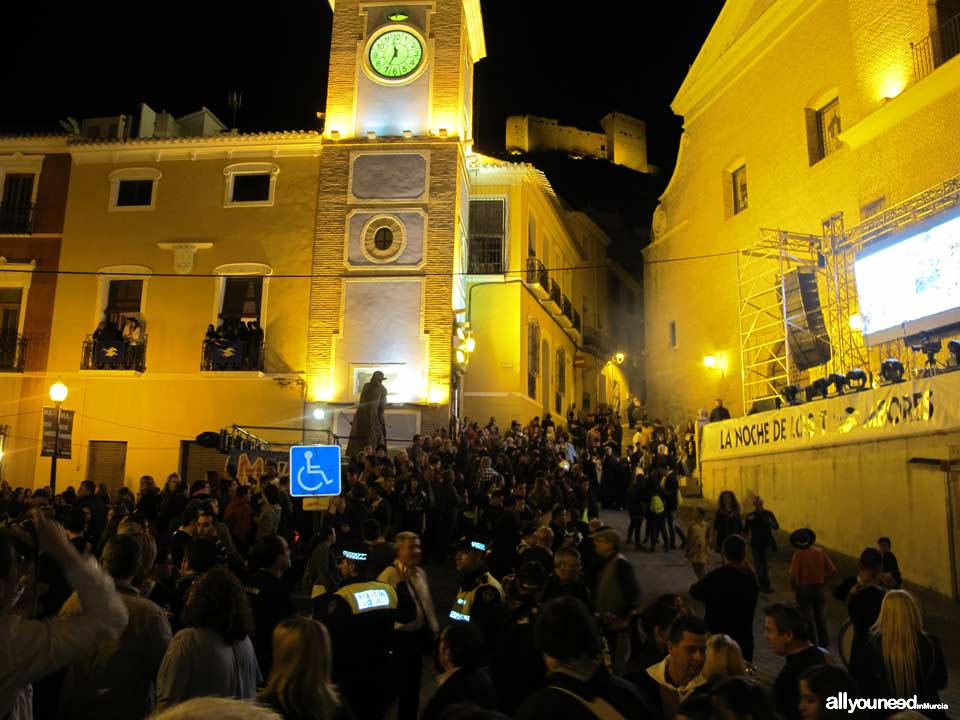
[450,536,504,628]
[318,542,414,720]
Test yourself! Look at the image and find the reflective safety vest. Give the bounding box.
[449,572,504,622]
[334,581,398,615]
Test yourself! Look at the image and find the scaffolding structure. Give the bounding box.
[737,172,960,410]
[737,229,823,410]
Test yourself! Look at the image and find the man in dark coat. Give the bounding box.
[514,597,653,720]
[346,371,387,458]
[689,534,759,661]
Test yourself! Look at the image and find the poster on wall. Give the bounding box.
[227,448,289,484]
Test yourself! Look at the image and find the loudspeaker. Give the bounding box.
[748,397,782,415]
[195,431,221,448]
[782,270,832,372]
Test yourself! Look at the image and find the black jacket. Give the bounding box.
[514,666,653,720]
[421,667,497,720]
[689,563,759,661]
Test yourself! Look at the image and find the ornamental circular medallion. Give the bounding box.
[364,26,428,85]
[361,216,406,263]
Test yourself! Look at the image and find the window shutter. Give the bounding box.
[180,441,226,486]
[221,277,263,319]
[86,441,127,494]
[107,280,143,313]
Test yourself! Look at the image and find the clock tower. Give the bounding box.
[307,0,486,440]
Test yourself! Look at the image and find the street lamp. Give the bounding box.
[48,379,68,493]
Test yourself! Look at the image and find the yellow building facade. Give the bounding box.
[645,0,960,423]
[1,0,640,492]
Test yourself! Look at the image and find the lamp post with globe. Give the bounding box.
[48,379,68,493]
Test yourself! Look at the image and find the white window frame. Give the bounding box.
[0,258,36,338]
[93,265,152,329]
[223,163,279,208]
[212,263,273,329]
[108,168,162,212]
[0,154,43,208]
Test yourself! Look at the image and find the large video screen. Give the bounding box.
[855,213,960,345]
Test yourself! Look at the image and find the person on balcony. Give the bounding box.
[122,317,142,345]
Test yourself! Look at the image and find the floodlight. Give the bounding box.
[880,358,905,383]
[846,368,868,390]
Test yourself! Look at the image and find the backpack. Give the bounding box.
[649,494,665,515]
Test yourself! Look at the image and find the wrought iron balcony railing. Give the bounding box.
[0,204,35,235]
[547,279,562,312]
[81,334,147,372]
[912,12,960,82]
[572,308,582,335]
[0,333,26,372]
[562,295,573,323]
[525,257,548,287]
[202,337,264,372]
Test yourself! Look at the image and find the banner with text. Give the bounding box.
[227,448,289,484]
[700,373,960,462]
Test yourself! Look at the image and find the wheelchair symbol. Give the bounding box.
[297,450,335,492]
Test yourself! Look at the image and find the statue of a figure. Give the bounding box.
[346,370,387,459]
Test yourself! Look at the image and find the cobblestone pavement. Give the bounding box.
[600,503,960,712]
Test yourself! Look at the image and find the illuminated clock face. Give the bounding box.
[369,30,424,80]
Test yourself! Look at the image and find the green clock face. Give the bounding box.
[369,30,424,80]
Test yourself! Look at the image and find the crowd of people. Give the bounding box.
[0,408,951,720]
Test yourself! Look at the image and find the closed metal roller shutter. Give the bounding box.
[180,441,227,486]
[86,441,127,493]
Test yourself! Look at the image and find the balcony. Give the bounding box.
[0,204,34,235]
[913,12,960,82]
[0,333,26,372]
[558,294,573,328]
[571,309,582,342]
[545,279,563,314]
[81,335,147,372]
[202,337,264,372]
[525,257,549,299]
[467,237,506,275]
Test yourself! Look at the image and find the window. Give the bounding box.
[817,99,842,158]
[468,199,506,274]
[527,320,540,399]
[116,180,154,207]
[805,97,842,165]
[105,279,143,328]
[669,320,678,349]
[231,174,272,203]
[528,215,537,258]
[374,227,394,251]
[221,277,263,322]
[108,168,161,211]
[223,163,279,207]
[556,347,566,394]
[732,165,748,214]
[0,154,42,233]
[0,288,23,370]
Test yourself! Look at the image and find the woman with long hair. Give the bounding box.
[866,590,947,717]
[701,634,747,688]
[258,618,352,720]
[798,664,859,720]
[156,567,261,711]
[713,490,743,553]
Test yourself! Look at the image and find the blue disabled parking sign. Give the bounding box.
[289,445,341,497]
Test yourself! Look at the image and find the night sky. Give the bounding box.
[2,1,723,174]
